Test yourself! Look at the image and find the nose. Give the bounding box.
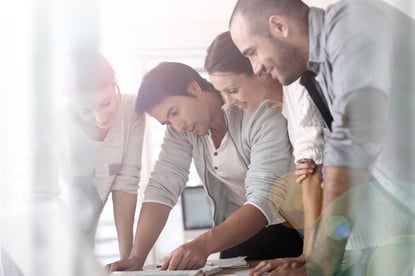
[94,108,108,124]
[223,94,236,106]
[170,117,186,133]
[248,56,264,75]
[252,62,265,75]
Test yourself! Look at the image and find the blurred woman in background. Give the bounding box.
[57,49,145,259]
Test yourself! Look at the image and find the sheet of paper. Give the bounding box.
[199,265,222,276]
[207,256,248,268]
[111,257,248,276]
[110,270,201,276]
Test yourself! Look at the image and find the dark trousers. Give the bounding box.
[220,223,303,260]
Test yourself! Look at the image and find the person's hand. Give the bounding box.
[249,255,306,276]
[105,256,142,272]
[267,258,306,276]
[161,241,209,270]
[295,159,316,184]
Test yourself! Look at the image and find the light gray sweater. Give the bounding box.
[144,100,297,226]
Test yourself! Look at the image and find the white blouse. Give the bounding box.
[282,79,325,165]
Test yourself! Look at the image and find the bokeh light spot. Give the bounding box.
[326,215,351,240]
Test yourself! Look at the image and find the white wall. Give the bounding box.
[99,0,238,51]
[99,0,338,52]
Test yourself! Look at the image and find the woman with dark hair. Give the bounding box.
[108,61,303,272]
[57,49,145,259]
[205,31,324,255]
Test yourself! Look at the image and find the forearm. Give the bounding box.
[308,166,369,275]
[191,204,267,255]
[129,202,171,268]
[113,191,137,259]
[322,166,369,208]
[301,169,323,256]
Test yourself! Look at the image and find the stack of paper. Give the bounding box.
[201,256,247,276]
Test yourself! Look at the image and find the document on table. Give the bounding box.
[110,271,201,276]
[203,256,248,276]
[110,256,248,276]
[207,256,248,269]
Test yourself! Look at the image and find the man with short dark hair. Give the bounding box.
[230,0,415,275]
[108,62,304,272]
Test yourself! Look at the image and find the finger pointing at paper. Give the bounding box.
[161,241,209,270]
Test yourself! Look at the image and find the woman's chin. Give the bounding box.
[95,121,112,130]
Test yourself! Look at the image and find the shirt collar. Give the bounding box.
[307,7,325,73]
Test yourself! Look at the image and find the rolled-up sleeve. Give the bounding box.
[243,102,294,225]
[284,80,325,164]
[143,126,193,208]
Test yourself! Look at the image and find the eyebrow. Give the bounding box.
[242,47,253,56]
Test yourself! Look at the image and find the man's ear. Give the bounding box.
[268,15,289,39]
[187,80,202,96]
